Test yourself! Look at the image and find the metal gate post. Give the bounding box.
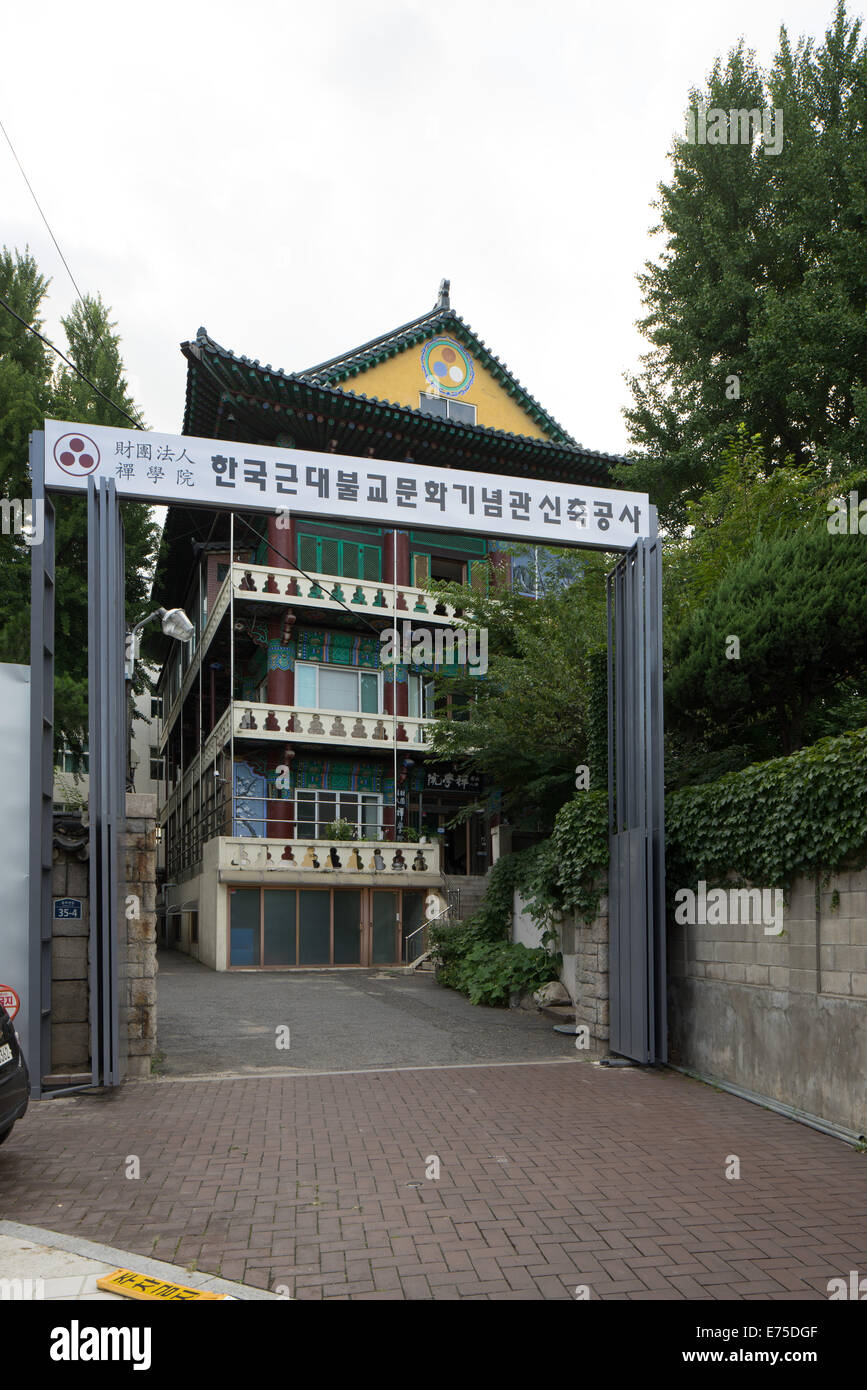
[606,511,666,1063]
[28,431,56,1098]
[88,477,127,1086]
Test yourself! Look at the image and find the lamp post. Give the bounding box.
[125,607,194,793]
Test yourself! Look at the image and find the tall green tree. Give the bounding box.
[0,249,54,684]
[0,248,52,486]
[664,525,867,760]
[422,552,609,830]
[662,425,834,634]
[0,253,159,753]
[616,3,867,534]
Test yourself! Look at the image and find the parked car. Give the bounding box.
[0,1003,28,1146]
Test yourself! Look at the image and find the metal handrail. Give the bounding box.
[403,901,457,964]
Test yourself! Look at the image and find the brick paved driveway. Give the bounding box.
[1,1059,864,1299]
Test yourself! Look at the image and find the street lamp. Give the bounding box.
[125,607,194,792]
[125,607,195,679]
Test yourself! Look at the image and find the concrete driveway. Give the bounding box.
[155,949,581,1076]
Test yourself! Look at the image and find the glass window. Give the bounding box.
[318,793,337,832]
[296,791,316,839]
[230,889,260,966]
[294,790,381,839]
[298,891,330,965]
[408,674,435,718]
[361,796,379,836]
[402,891,426,960]
[418,392,448,419]
[418,393,476,425]
[448,399,476,425]
[295,662,317,707]
[360,671,378,714]
[333,891,361,964]
[264,890,295,967]
[372,891,398,964]
[319,668,357,711]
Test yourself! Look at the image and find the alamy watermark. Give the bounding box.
[827,491,867,535]
[380,621,488,675]
[0,497,44,546]
[674,880,784,935]
[685,103,783,156]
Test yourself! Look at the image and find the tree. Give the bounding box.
[662,425,834,634]
[0,248,52,487]
[615,3,867,534]
[421,551,609,830]
[0,254,159,753]
[664,525,867,760]
[0,249,54,684]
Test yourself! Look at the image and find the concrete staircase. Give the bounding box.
[407,875,491,975]
[443,874,490,922]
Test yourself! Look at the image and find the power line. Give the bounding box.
[0,113,147,430]
[0,293,143,430]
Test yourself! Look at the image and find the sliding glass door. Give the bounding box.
[228,887,424,968]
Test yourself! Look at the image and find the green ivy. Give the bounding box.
[465,728,867,942]
[666,727,867,890]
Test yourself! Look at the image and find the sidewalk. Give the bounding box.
[0,1222,282,1300]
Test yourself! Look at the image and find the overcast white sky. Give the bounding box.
[2,0,853,455]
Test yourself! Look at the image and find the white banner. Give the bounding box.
[43,420,650,549]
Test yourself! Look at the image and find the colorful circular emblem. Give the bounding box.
[53,432,100,476]
[421,337,474,396]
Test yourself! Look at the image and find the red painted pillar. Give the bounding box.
[384,530,411,586]
[264,513,295,837]
[395,670,408,717]
[396,530,410,585]
[489,548,511,590]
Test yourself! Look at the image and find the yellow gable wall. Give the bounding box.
[335,334,553,441]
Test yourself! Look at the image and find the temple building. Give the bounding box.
[153,281,621,969]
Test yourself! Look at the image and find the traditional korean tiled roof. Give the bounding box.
[296,299,577,446]
[181,324,629,489]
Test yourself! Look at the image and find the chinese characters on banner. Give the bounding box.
[43,421,651,551]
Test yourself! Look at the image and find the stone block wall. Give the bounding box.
[50,845,90,1072]
[513,889,609,1050]
[50,794,158,1083]
[123,794,158,1080]
[669,867,867,1135]
[514,864,866,1133]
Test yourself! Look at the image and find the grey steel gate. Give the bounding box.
[28,430,127,1092]
[606,522,666,1064]
[28,432,55,1096]
[87,475,127,1087]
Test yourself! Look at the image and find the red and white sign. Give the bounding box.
[0,986,20,1020]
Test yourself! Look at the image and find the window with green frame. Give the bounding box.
[297,533,382,581]
[411,552,489,593]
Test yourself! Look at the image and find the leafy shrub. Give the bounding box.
[452,940,560,1007]
[428,920,473,991]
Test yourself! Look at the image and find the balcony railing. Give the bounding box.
[219,836,442,877]
[233,563,460,624]
[233,703,431,747]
